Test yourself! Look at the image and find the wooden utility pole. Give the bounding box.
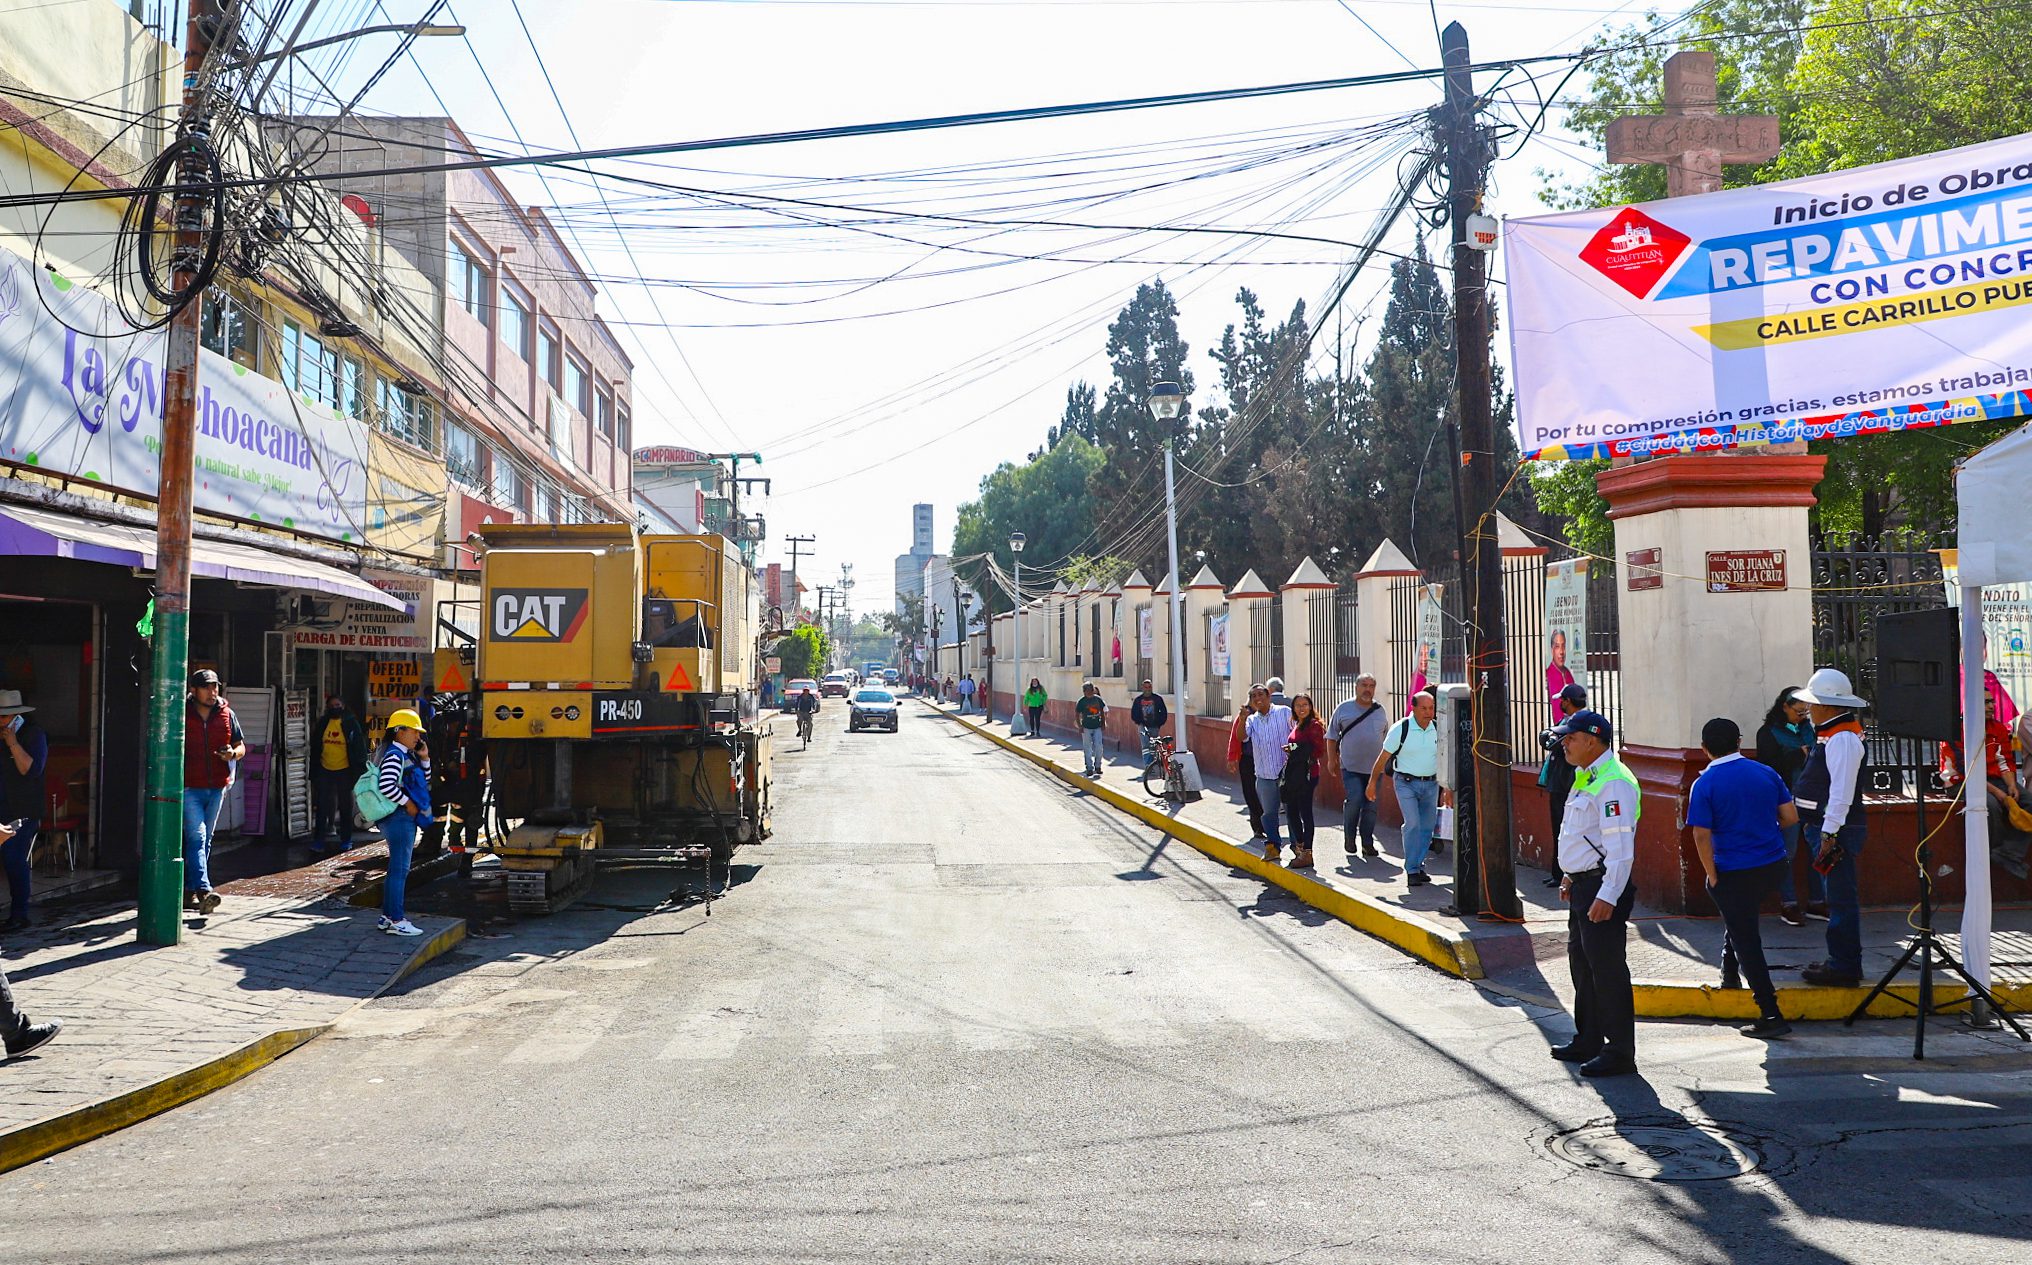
[784,534,814,625]
[1440,22,1520,920]
[139,2,221,946]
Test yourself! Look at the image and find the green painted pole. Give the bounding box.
[138,606,187,945]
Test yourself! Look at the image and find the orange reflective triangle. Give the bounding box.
[664,662,695,692]
[435,654,469,693]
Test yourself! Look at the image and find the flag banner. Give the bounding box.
[1505,132,2032,461]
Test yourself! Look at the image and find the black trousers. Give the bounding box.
[1239,740,1265,837]
[1026,706,1044,735]
[0,963,20,1041]
[1712,859,1785,1018]
[1566,871,1636,1060]
[1282,775,1317,847]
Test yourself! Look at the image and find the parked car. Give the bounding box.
[849,688,900,733]
[820,672,852,698]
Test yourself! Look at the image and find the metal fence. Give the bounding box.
[1203,604,1231,715]
[1305,589,1336,708]
[1811,531,1949,794]
[1250,600,1283,685]
[1334,584,1362,706]
[1388,571,1464,718]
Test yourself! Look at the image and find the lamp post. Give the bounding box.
[1147,382,1202,799]
[1009,530,1028,734]
[957,589,973,708]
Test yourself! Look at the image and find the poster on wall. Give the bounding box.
[284,570,431,652]
[1505,132,2032,461]
[1544,559,1589,716]
[1209,612,1231,677]
[0,245,370,540]
[1415,583,1445,693]
[1137,606,1154,659]
[1943,550,2032,721]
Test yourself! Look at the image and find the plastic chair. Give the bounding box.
[39,769,85,873]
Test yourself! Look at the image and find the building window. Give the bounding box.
[563,353,588,415]
[279,320,340,410]
[493,460,523,511]
[450,237,490,323]
[531,481,552,522]
[616,404,630,452]
[539,326,561,389]
[375,377,436,451]
[339,357,366,420]
[446,422,482,488]
[500,284,532,361]
[596,386,614,438]
[200,293,254,361]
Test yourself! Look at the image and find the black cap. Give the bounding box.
[1551,708,1612,741]
[190,669,220,687]
[1559,682,1588,706]
[1702,716,1741,755]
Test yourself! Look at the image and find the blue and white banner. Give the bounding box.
[1505,131,2032,461]
[0,245,369,541]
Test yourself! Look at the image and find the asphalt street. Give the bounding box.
[4,700,2030,1264]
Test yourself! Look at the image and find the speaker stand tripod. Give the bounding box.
[1844,779,2030,1057]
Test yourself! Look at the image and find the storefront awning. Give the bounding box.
[0,503,406,611]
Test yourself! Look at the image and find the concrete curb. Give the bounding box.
[0,914,465,1175]
[922,701,2032,1024]
[921,701,1484,981]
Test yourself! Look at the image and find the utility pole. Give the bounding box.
[785,534,814,626]
[139,3,220,947]
[1441,21,1520,919]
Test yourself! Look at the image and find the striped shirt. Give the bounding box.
[377,743,412,807]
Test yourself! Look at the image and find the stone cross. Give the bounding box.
[1605,50,1779,198]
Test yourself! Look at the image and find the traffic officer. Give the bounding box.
[1549,708,1642,1078]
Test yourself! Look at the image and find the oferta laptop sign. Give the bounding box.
[1505,132,2032,461]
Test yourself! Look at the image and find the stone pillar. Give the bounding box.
[1225,569,1274,697]
[1151,571,1176,694]
[1281,556,1333,698]
[1352,540,1421,701]
[1596,453,1826,912]
[1183,564,1226,716]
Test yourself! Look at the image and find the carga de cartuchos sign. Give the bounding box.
[0,244,369,540]
[1505,131,2032,461]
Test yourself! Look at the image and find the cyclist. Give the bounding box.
[791,686,820,744]
[1130,678,1169,763]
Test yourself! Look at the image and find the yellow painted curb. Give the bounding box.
[925,701,1483,980]
[0,917,466,1175]
[1634,973,2032,1021]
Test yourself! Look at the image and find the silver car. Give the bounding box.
[848,688,900,733]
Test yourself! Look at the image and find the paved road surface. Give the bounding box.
[4,702,2029,1263]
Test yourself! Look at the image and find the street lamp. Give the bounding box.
[1147,382,1202,799]
[1009,530,1028,735]
[228,21,466,69]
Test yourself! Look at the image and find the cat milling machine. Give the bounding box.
[472,522,771,913]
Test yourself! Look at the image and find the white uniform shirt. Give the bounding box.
[1557,751,1640,905]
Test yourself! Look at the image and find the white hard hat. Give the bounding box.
[1794,667,1867,709]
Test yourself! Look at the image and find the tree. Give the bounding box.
[1083,281,1195,576]
[773,625,831,680]
[951,434,1107,613]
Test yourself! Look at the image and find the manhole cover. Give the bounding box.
[1547,1122,1765,1181]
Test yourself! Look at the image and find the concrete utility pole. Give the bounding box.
[139,2,221,947]
[1441,22,1520,920]
[785,534,814,625]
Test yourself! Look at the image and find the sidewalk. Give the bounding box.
[0,849,462,1173]
[923,697,2032,1024]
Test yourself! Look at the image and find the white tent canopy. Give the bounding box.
[1952,422,2032,992]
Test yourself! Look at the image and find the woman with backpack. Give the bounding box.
[364,709,431,937]
[1280,694,1326,870]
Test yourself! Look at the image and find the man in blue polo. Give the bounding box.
[1688,716,1800,1039]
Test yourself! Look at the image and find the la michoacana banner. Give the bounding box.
[1505,131,2032,461]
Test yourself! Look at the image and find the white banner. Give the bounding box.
[1209,611,1231,677]
[1544,559,1588,714]
[1415,584,1444,692]
[1137,606,1154,658]
[1505,132,2032,461]
[0,247,369,540]
[1943,552,2032,722]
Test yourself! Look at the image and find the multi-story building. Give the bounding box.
[893,503,935,615]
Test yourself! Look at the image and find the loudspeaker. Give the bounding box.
[1875,607,1960,741]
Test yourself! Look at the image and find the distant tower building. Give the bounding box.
[894,502,937,614]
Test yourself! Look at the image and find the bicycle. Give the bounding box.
[1141,732,1183,799]
[796,711,814,749]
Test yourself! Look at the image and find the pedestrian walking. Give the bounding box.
[958,674,977,714]
[0,822,59,1063]
[1548,708,1641,1078]
[1368,692,1447,887]
[1281,694,1325,869]
[369,709,430,937]
[1023,678,1047,737]
[1075,682,1108,777]
[182,670,244,917]
[312,694,367,855]
[1265,676,1289,708]
[1538,682,1589,887]
[0,690,49,933]
[1327,674,1386,861]
[1131,678,1169,761]
[1689,717,1798,1039]
[1244,685,1294,863]
[1753,686,1821,924]
[1791,668,1870,988]
[1227,687,1267,843]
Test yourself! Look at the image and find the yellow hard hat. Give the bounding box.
[386,708,424,732]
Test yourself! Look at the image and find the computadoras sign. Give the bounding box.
[1505,131,2032,461]
[0,244,369,541]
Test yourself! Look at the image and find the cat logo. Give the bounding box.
[490,588,590,643]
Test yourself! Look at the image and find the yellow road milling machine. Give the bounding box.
[468,522,771,914]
